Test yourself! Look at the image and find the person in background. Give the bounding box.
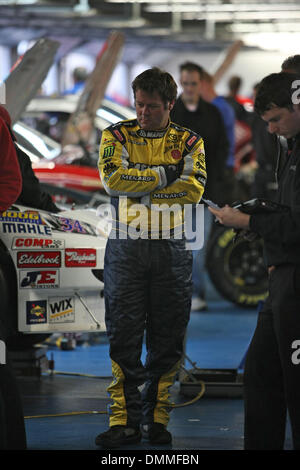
[249,82,279,201]
[281,54,300,74]
[225,75,253,117]
[0,112,27,449]
[200,69,236,204]
[208,72,300,450]
[171,62,228,206]
[225,75,257,201]
[63,66,89,95]
[171,61,229,312]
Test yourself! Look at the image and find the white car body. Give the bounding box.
[24,95,135,131]
[0,204,108,335]
[14,97,135,165]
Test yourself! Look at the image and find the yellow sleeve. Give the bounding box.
[145,136,207,208]
[98,128,167,198]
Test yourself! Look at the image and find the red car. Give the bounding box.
[15,96,135,198]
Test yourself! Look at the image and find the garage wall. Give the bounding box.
[0,38,292,106]
[123,46,290,106]
[130,48,289,101]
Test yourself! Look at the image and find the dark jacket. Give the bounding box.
[14,144,60,213]
[250,135,300,266]
[170,96,229,205]
[5,122,60,213]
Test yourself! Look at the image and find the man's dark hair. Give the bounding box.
[254,72,300,116]
[132,67,177,106]
[73,67,88,82]
[179,62,204,79]
[228,75,242,95]
[281,55,300,74]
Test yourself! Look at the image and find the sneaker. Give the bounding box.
[191,296,208,312]
[95,425,142,448]
[146,423,172,445]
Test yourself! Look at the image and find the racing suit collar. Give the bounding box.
[136,121,170,138]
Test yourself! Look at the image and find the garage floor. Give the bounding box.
[16,298,293,452]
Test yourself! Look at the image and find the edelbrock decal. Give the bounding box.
[17,251,61,268]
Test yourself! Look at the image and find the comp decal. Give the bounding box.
[17,251,61,268]
[12,238,64,250]
[49,296,75,323]
[65,248,96,267]
[20,270,59,289]
[26,300,47,325]
[2,223,52,235]
[0,210,43,224]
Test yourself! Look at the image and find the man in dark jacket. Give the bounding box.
[208,72,300,450]
[171,62,228,206]
[171,62,229,311]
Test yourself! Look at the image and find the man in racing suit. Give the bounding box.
[208,72,300,450]
[95,67,206,449]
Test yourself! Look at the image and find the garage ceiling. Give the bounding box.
[0,0,300,57]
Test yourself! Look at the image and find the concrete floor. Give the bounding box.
[13,299,293,454]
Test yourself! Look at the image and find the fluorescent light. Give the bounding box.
[0,0,38,4]
[242,32,300,54]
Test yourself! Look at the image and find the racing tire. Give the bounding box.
[0,249,49,351]
[205,225,268,308]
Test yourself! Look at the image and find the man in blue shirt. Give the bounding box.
[200,70,236,203]
[63,67,89,95]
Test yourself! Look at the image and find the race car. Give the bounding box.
[0,203,109,350]
[13,96,135,195]
[12,120,103,195]
[22,95,135,146]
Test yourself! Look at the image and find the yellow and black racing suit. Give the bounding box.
[98,118,206,429]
